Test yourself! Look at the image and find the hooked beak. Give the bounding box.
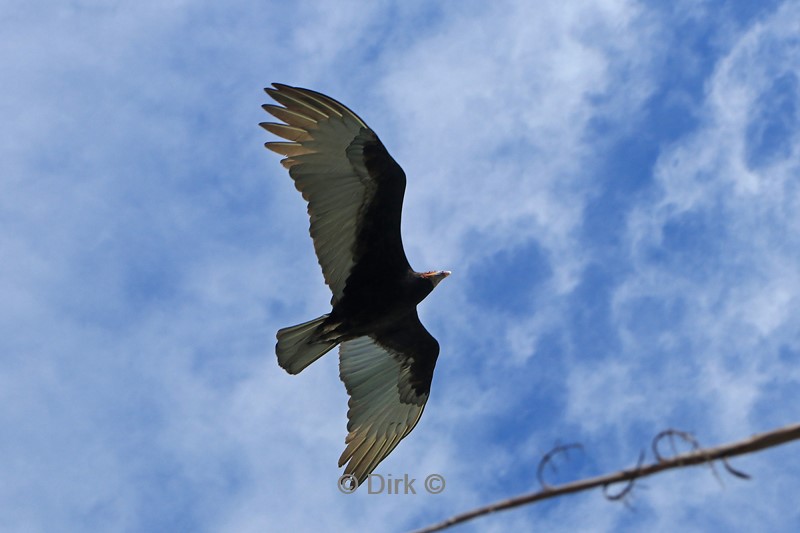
[430,270,451,288]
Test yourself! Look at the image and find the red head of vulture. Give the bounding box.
[261,84,450,488]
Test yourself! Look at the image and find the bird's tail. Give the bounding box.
[276,314,338,374]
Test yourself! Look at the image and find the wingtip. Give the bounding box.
[269,82,296,93]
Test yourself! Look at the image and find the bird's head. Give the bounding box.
[421,270,451,288]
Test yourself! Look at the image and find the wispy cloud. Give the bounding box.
[2,1,799,532]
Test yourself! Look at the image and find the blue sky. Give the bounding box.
[2,0,799,531]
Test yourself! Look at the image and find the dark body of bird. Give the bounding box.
[261,84,449,486]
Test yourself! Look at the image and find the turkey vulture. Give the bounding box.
[261,84,449,487]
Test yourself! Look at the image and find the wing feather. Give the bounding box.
[264,88,331,121]
[263,83,409,302]
[261,104,319,129]
[337,314,439,486]
[264,142,315,157]
[260,122,312,142]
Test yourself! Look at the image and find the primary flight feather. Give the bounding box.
[261,84,449,486]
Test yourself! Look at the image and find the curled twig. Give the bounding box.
[536,443,584,489]
[652,429,701,462]
[602,451,646,503]
[412,423,800,533]
[652,428,751,483]
[721,458,751,479]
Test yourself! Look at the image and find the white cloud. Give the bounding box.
[3,1,800,532]
[601,0,800,467]
[555,2,800,529]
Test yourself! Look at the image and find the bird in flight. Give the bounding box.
[261,84,449,487]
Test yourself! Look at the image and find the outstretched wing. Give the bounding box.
[337,312,439,485]
[261,84,411,303]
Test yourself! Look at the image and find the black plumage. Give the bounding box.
[261,84,449,485]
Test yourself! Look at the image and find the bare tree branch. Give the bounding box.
[412,422,800,533]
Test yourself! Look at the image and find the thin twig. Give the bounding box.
[411,422,800,533]
[652,429,723,485]
[602,450,645,503]
[536,443,583,489]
